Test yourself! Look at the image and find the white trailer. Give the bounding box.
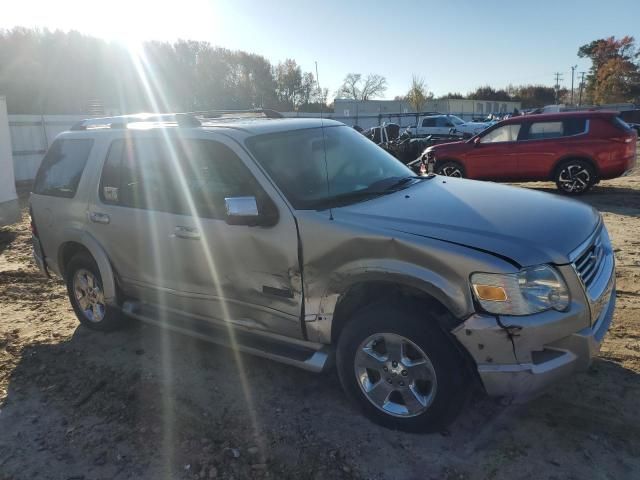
[0,96,20,226]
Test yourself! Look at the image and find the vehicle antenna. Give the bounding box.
[316,61,333,220]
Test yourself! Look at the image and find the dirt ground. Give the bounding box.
[1,173,639,480]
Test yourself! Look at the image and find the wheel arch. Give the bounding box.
[551,155,599,180]
[58,232,118,305]
[323,268,471,346]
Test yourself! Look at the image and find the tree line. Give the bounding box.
[0,28,637,115]
[429,36,640,108]
[0,28,329,114]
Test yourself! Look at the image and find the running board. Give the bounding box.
[121,301,332,373]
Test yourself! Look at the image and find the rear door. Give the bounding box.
[463,123,523,179]
[88,131,303,338]
[515,118,588,179]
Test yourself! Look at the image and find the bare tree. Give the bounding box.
[360,74,387,100]
[338,73,362,99]
[338,73,387,100]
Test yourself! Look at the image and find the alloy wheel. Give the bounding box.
[354,333,437,417]
[558,164,591,193]
[439,165,463,177]
[73,269,106,323]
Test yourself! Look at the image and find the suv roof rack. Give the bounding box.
[193,108,283,119]
[70,109,283,131]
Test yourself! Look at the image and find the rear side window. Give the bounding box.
[100,137,259,218]
[528,121,564,140]
[525,118,587,140]
[33,139,94,198]
[422,118,436,127]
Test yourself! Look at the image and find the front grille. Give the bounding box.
[573,232,605,290]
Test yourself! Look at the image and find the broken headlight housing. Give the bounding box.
[470,265,570,316]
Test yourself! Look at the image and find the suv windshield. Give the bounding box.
[246,125,414,209]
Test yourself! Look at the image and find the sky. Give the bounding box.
[1,0,639,99]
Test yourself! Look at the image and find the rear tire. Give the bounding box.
[336,301,470,433]
[436,161,465,178]
[554,160,595,195]
[65,252,125,331]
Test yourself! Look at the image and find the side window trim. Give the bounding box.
[478,123,521,144]
[98,139,124,206]
[97,134,272,221]
[519,118,590,142]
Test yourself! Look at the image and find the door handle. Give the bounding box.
[173,226,201,240]
[89,212,110,224]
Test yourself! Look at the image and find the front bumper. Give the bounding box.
[454,252,615,400]
[471,283,614,398]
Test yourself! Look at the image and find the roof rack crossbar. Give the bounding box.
[69,108,282,131]
[188,108,283,119]
[70,113,202,131]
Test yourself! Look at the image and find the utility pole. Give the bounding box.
[553,72,564,104]
[570,65,577,106]
[578,72,586,106]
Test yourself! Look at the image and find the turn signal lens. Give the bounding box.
[473,285,508,302]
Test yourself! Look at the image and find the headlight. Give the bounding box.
[470,265,570,316]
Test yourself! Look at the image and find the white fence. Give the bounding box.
[9,115,86,181]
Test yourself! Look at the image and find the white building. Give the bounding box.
[332,98,522,129]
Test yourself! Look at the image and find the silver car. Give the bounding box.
[30,112,615,432]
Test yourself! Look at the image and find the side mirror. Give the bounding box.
[225,196,278,226]
[225,196,260,226]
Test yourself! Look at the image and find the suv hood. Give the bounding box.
[334,177,599,267]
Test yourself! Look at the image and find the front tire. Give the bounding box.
[436,161,465,178]
[65,252,124,331]
[554,160,595,195]
[336,302,470,432]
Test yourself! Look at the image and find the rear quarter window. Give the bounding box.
[33,139,94,198]
[528,121,564,140]
[563,118,587,136]
[612,116,633,132]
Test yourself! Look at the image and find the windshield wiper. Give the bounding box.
[310,176,432,209]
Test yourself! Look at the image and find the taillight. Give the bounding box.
[610,136,634,144]
[29,206,38,237]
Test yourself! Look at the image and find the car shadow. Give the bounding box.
[1,320,640,479]
[0,229,17,256]
[515,182,640,218]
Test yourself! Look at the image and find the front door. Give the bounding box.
[464,123,523,180]
[87,131,303,339]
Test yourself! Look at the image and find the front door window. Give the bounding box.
[480,124,521,143]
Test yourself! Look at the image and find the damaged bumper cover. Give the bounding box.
[454,277,615,399]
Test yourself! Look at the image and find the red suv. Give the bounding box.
[421,111,637,194]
